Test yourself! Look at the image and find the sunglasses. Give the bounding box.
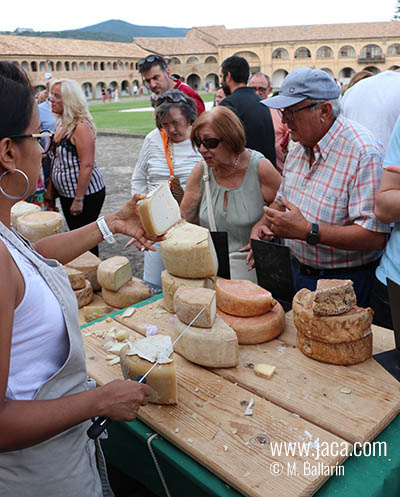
[193,137,223,149]
[155,93,189,106]
[138,54,166,71]
[278,102,319,121]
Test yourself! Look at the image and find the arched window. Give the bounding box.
[30,61,37,72]
[113,62,117,70]
[86,61,92,71]
[71,62,78,71]
[338,45,356,57]
[294,47,311,59]
[125,62,129,70]
[316,46,333,58]
[64,61,70,71]
[205,56,217,64]
[56,61,62,71]
[39,61,46,72]
[79,62,85,71]
[21,61,29,72]
[48,61,54,71]
[106,62,111,71]
[187,56,199,64]
[94,62,98,71]
[100,62,105,71]
[387,44,400,55]
[360,44,383,59]
[272,48,289,59]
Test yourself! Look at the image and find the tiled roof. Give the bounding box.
[134,36,217,55]
[0,34,148,58]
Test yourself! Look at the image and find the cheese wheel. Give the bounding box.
[160,221,218,278]
[17,211,64,242]
[293,288,373,344]
[120,345,177,405]
[74,279,93,308]
[161,270,211,313]
[137,182,181,236]
[313,279,356,316]
[11,201,41,228]
[83,303,114,323]
[97,256,132,291]
[174,287,216,328]
[215,278,274,317]
[64,265,86,290]
[217,301,285,344]
[66,251,101,291]
[297,329,372,365]
[172,314,239,368]
[102,278,151,308]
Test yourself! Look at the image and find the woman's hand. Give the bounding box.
[70,198,84,216]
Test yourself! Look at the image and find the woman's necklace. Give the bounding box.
[216,152,241,178]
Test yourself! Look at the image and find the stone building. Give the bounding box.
[1,21,399,97]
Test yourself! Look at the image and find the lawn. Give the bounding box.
[91,93,214,135]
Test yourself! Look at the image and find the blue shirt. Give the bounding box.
[38,99,57,132]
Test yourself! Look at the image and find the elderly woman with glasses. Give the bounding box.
[180,106,281,281]
[131,89,202,286]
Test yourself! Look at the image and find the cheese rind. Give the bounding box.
[74,279,93,308]
[11,201,41,228]
[217,301,285,344]
[66,251,102,291]
[161,270,211,313]
[137,182,181,236]
[172,314,239,367]
[297,330,372,365]
[313,279,357,316]
[17,211,64,242]
[97,256,132,291]
[102,278,151,308]
[83,303,114,322]
[64,265,86,290]
[215,278,274,317]
[160,221,218,278]
[293,288,373,344]
[174,287,216,328]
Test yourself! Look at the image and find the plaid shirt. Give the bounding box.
[276,114,390,268]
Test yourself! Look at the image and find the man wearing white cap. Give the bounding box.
[250,67,390,307]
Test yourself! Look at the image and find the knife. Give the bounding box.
[87,305,206,439]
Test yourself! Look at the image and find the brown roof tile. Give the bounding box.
[134,37,216,55]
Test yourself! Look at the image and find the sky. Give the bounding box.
[1,0,398,32]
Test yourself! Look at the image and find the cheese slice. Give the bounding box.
[64,265,86,290]
[17,211,64,242]
[66,251,102,291]
[215,278,274,317]
[174,287,216,328]
[83,303,114,322]
[313,279,357,316]
[160,221,218,278]
[102,277,151,309]
[171,314,239,368]
[293,288,373,344]
[297,329,372,365]
[217,301,285,344]
[161,270,211,313]
[97,256,132,291]
[74,279,93,308]
[254,364,276,378]
[137,182,181,236]
[11,201,41,228]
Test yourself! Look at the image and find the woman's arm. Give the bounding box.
[258,158,282,204]
[180,162,203,223]
[374,168,400,224]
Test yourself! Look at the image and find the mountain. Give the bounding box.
[3,19,189,43]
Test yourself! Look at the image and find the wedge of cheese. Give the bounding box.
[297,329,372,365]
[83,303,114,323]
[293,288,373,343]
[64,265,86,290]
[171,314,239,368]
[74,279,93,308]
[217,301,285,344]
[66,251,102,291]
[120,335,177,404]
[102,277,151,309]
[174,287,216,328]
[254,364,276,379]
[160,221,218,278]
[17,211,64,242]
[161,270,212,313]
[137,182,181,236]
[11,201,41,228]
[313,279,357,316]
[97,256,132,291]
[215,278,274,317]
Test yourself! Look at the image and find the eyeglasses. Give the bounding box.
[193,137,223,149]
[252,86,268,94]
[155,92,189,106]
[278,103,319,122]
[8,129,54,154]
[138,54,166,71]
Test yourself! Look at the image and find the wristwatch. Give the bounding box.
[306,223,320,245]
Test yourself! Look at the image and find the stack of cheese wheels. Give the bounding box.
[66,251,102,291]
[17,211,64,242]
[172,286,239,367]
[11,201,41,228]
[64,265,93,308]
[293,280,374,365]
[161,270,213,313]
[215,278,285,345]
[97,256,151,309]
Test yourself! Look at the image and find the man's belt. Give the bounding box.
[292,257,378,277]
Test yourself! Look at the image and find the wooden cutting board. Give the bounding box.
[113,297,400,444]
[82,318,351,497]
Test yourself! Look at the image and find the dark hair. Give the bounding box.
[155,89,197,127]
[0,61,34,139]
[138,54,168,74]
[221,56,249,84]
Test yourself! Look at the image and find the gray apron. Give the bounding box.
[0,222,114,497]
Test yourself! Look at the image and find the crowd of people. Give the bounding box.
[1,52,400,494]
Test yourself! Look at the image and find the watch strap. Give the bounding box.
[96,216,116,245]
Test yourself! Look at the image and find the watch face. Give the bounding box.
[306,226,320,245]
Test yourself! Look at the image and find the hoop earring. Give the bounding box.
[0,169,30,200]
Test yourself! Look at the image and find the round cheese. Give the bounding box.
[11,201,41,228]
[74,279,93,308]
[97,256,132,291]
[215,278,274,317]
[297,329,372,365]
[161,270,212,313]
[102,278,150,309]
[64,265,86,290]
[66,251,102,291]
[293,288,373,344]
[17,211,64,242]
[174,287,216,328]
[217,301,285,344]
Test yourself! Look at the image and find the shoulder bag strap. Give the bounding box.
[202,161,217,231]
[160,129,175,188]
